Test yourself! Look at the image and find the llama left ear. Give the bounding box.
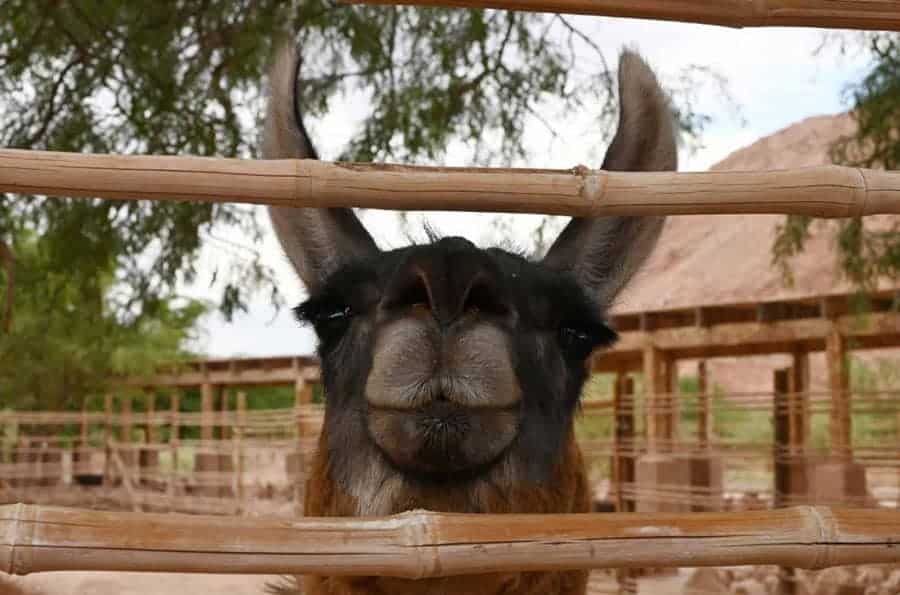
[542,50,676,306]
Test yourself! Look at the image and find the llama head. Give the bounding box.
[265,46,676,514]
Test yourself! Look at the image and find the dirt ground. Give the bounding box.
[1,571,687,595]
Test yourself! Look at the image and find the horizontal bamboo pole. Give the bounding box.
[341,0,900,32]
[2,149,900,218]
[1,504,899,577]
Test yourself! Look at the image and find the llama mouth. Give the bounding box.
[366,400,520,480]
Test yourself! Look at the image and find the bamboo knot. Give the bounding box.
[806,505,838,570]
[570,164,605,216]
[851,167,869,218]
[397,509,441,579]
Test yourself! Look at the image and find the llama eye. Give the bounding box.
[322,306,352,322]
[558,322,618,360]
[307,305,353,345]
[559,326,594,358]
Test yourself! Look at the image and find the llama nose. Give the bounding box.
[383,247,510,326]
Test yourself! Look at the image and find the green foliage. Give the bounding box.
[773,33,900,288]
[0,2,717,326]
[0,231,204,410]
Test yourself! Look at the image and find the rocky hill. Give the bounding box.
[613,113,898,393]
[616,113,859,313]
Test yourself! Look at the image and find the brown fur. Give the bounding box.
[299,427,590,595]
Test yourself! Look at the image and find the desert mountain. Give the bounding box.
[615,113,861,314]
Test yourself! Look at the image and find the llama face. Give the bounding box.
[264,44,676,513]
[296,236,617,487]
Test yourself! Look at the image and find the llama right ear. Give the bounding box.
[264,45,379,293]
[542,50,676,307]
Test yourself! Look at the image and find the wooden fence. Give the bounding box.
[3,0,900,581]
[340,0,900,31]
[2,388,898,516]
[1,150,900,218]
[2,505,899,576]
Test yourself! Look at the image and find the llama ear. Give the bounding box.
[542,50,676,306]
[264,45,379,293]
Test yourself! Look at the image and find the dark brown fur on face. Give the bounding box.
[264,41,676,595]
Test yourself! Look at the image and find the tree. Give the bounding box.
[0,230,205,411]
[1,2,714,325]
[773,33,900,291]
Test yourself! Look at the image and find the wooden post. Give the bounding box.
[293,366,307,516]
[167,392,180,510]
[789,351,810,456]
[774,368,796,595]
[643,345,667,454]
[612,371,624,513]
[773,369,792,509]
[145,390,158,443]
[219,386,230,441]
[200,383,214,442]
[697,360,710,450]
[77,399,89,477]
[664,355,679,452]
[140,389,159,487]
[826,325,852,462]
[235,392,247,514]
[120,395,133,444]
[103,395,113,487]
[612,374,636,513]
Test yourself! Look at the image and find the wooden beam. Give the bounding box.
[340,0,900,32]
[2,505,899,576]
[122,365,311,388]
[606,311,900,360]
[826,325,852,462]
[3,150,900,218]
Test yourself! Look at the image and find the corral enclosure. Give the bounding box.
[2,2,900,595]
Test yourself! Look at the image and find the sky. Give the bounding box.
[186,16,875,359]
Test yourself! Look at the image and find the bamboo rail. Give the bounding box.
[0,505,898,576]
[2,149,900,218]
[341,0,900,32]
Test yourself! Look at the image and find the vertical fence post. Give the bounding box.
[235,391,247,515]
[697,360,709,451]
[103,394,113,488]
[77,399,89,480]
[292,358,307,516]
[167,391,180,512]
[826,326,851,462]
[120,394,133,480]
[773,368,795,595]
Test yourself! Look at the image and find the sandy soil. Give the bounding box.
[1,571,687,595]
[0,572,278,595]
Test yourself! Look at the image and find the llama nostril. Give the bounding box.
[384,268,433,313]
[462,275,510,317]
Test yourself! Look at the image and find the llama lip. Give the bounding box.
[366,400,520,478]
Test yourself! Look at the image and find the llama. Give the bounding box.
[265,41,676,595]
